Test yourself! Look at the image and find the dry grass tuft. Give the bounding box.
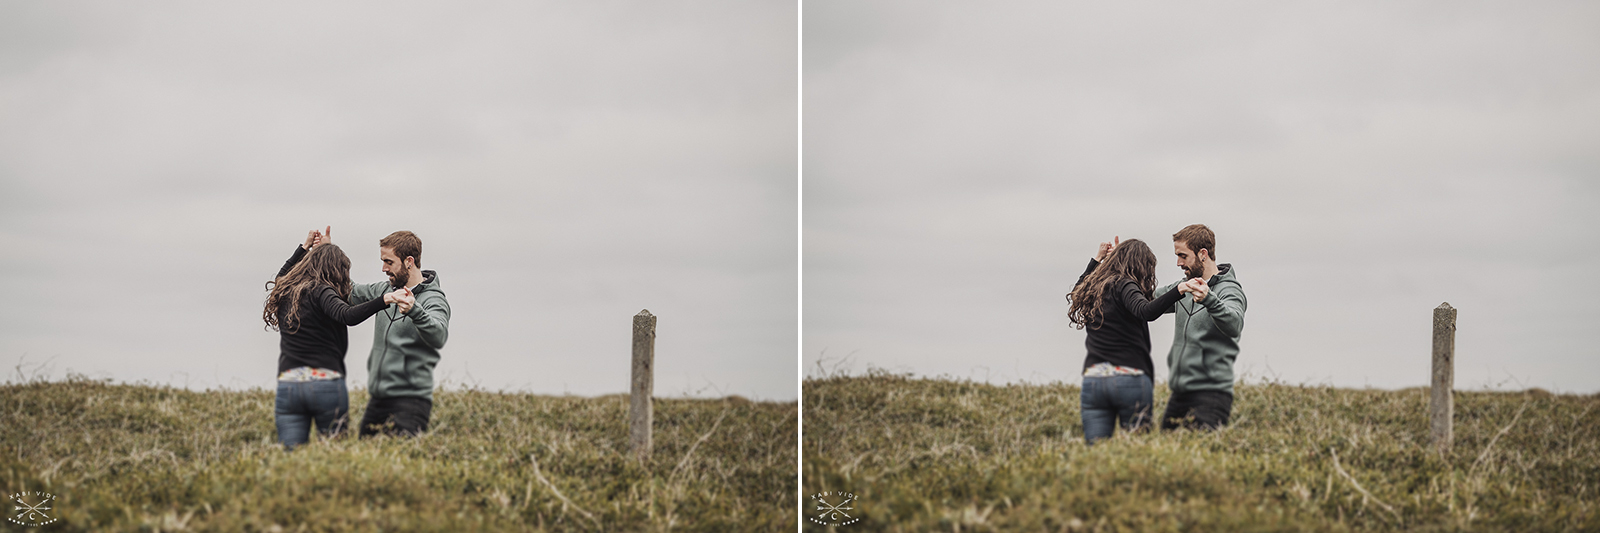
[803,369,1600,532]
[2,374,795,532]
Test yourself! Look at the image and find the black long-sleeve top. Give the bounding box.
[1071,259,1184,378]
[274,246,388,375]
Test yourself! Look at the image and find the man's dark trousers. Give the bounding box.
[1160,390,1233,431]
[359,396,432,437]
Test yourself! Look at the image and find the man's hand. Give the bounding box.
[384,287,415,313]
[396,287,415,314]
[1183,278,1210,302]
[1094,236,1121,262]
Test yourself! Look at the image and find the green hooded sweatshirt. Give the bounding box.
[1155,264,1246,395]
[350,271,451,401]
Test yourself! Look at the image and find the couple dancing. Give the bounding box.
[262,228,452,450]
[1066,224,1247,445]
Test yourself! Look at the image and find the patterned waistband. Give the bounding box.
[1084,362,1145,377]
[278,367,343,382]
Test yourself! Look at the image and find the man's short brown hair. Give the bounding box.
[1173,224,1216,259]
[380,231,423,267]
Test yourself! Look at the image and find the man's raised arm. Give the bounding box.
[406,290,451,349]
[1198,284,1247,337]
[349,282,388,305]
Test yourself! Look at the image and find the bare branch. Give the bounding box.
[1329,447,1401,524]
[529,453,600,530]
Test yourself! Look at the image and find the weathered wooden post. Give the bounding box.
[630,309,656,462]
[1431,302,1456,454]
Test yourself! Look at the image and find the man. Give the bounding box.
[314,227,451,437]
[1156,224,1246,431]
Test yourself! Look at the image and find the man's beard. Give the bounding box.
[1183,264,1204,280]
[388,265,410,288]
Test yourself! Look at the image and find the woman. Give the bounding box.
[263,230,411,450]
[1066,237,1197,445]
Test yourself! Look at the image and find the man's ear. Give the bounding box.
[1200,249,1212,262]
[405,257,416,269]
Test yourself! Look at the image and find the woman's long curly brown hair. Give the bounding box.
[1067,238,1159,330]
[264,244,354,334]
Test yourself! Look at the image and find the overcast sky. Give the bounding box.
[804,1,1600,392]
[0,1,798,400]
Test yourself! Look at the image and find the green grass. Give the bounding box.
[1,375,796,532]
[803,370,1600,532]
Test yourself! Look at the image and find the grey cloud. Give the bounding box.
[1,1,797,400]
[804,1,1600,392]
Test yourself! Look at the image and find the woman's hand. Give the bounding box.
[1094,236,1120,262]
[303,226,332,249]
[311,226,331,248]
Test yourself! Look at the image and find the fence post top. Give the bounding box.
[1436,302,1453,310]
[636,309,653,317]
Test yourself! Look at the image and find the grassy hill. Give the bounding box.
[1,375,795,532]
[803,371,1599,532]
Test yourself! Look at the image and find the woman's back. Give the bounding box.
[1066,238,1184,444]
[266,243,388,377]
[277,285,387,375]
[1078,274,1181,377]
[265,240,393,450]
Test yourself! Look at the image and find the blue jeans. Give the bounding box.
[1080,374,1153,445]
[275,378,349,450]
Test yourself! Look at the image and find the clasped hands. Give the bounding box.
[1177,278,1209,303]
[383,287,416,313]
[1094,236,1121,262]
[303,226,332,250]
